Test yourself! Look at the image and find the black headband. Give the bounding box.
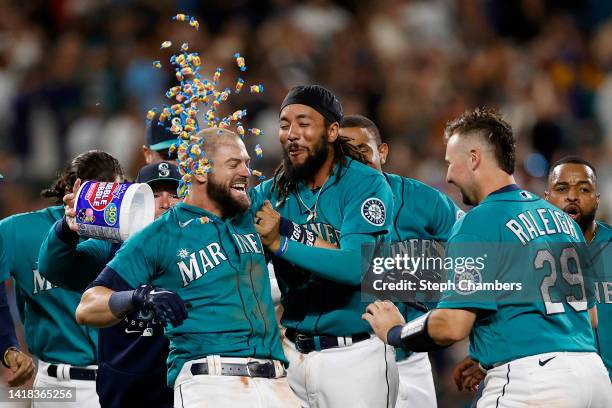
[280,85,343,124]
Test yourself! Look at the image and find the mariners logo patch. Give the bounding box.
[361,197,386,226]
[454,267,482,295]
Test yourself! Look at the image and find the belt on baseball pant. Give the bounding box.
[47,364,97,381]
[285,328,371,353]
[190,360,285,379]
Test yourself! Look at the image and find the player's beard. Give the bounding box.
[283,134,330,182]
[565,204,597,234]
[206,173,250,217]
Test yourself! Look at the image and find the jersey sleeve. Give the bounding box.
[341,173,394,237]
[38,219,114,292]
[425,188,463,242]
[106,225,160,289]
[0,282,18,355]
[436,232,498,312]
[0,219,14,282]
[249,179,273,213]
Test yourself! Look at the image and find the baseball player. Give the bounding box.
[544,156,612,380]
[76,128,300,408]
[143,112,179,164]
[252,85,399,407]
[340,114,462,408]
[364,108,611,407]
[37,161,182,407]
[0,150,124,407]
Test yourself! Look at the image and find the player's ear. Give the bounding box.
[379,143,389,165]
[327,122,339,143]
[469,149,480,171]
[544,190,550,200]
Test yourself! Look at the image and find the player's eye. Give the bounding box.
[299,122,310,127]
[580,188,590,193]
[280,125,289,131]
[555,186,566,192]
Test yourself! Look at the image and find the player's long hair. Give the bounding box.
[271,122,369,208]
[41,150,125,204]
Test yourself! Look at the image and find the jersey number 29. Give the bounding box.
[534,247,587,314]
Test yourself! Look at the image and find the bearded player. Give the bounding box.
[0,151,124,407]
[38,161,182,407]
[545,156,612,380]
[341,114,462,408]
[76,128,300,408]
[364,108,611,407]
[253,86,398,407]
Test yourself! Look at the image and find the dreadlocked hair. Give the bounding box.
[41,150,124,205]
[271,122,369,208]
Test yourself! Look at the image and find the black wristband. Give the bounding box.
[278,217,316,247]
[108,290,136,318]
[387,325,404,347]
[397,311,448,352]
[55,217,79,244]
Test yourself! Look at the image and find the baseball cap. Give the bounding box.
[280,85,343,124]
[145,114,177,151]
[136,162,181,189]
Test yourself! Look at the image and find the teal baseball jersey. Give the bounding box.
[0,206,98,365]
[384,173,462,360]
[106,202,285,387]
[38,225,113,292]
[252,158,394,335]
[437,185,596,368]
[592,220,612,379]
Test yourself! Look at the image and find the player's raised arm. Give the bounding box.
[256,169,393,286]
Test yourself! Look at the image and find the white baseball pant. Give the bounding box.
[477,352,611,407]
[173,356,301,408]
[395,352,437,408]
[283,333,399,408]
[32,360,99,408]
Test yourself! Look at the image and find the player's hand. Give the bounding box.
[5,349,35,387]
[452,356,485,392]
[132,285,188,327]
[63,178,81,232]
[362,300,405,344]
[255,200,282,252]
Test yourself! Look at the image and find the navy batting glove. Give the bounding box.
[132,285,188,327]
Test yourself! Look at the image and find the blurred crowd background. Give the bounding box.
[1,0,612,406]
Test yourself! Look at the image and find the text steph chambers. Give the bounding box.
[372,279,523,292]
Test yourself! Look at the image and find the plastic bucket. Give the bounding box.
[74,181,155,243]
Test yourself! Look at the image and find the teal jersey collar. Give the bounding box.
[293,160,349,214]
[175,201,248,224]
[480,184,538,205]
